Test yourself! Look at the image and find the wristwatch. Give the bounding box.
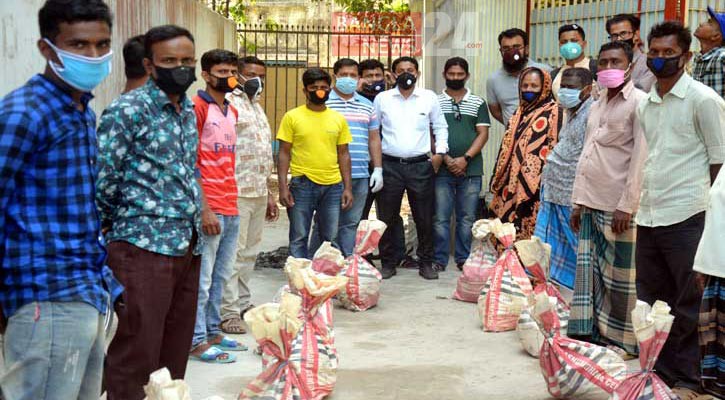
[463,154,472,162]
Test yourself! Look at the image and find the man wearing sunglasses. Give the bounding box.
[433,57,490,272]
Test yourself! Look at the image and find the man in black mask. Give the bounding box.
[98,24,203,399]
[606,14,655,92]
[486,28,551,127]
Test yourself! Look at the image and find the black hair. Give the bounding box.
[358,59,385,75]
[39,0,113,41]
[559,23,586,40]
[444,57,469,74]
[599,40,634,62]
[647,21,692,53]
[123,35,146,80]
[391,56,419,73]
[561,67,593,86]
[606,13,641,34]
[144,24,195,59]
[200,49,238,72]
[333,58,359,74]
[523,68,543,82]
[238,55,265,70]
[498,28,528,46]
[302,68,331,87]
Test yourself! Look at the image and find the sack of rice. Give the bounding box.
[311,242,345,276]
[338,220,386,311]
[452,219,498,303]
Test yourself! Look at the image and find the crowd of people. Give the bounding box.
[1,0,725,399]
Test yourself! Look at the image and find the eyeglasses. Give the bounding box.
[452,101,462,121]
[500,44,524,53]
[608,31,634,41]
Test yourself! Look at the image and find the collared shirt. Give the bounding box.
[542,97,594,206]
[326,89,380,179]
[373,86,448,157]
[572,80,647,213]
[631,47,656,93]
[437,88,491,176]
[0,74,122,318]
[552,57,592,100]
[636,73,725,227]
[486,59,552,126]
[227,89,273,198]
[693,46,725,99]
[97,79,202,256]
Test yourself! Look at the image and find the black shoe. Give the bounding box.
[456,261,465,271]
[419,264,439,280]
[380,267,397,279]
[400,258,419,269]
[433,263,446,272]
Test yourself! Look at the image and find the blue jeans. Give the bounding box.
[433,175,482,266]
[193,214,240,347]
[310,178,368,257]
[287,176,342,259]
[1,301,105,400]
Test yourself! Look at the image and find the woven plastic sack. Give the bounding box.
[311,242,345,276]
[143,368,192,400]
[612,300,677,400]
[477,219,534,332]
[338,219,386,311]
[453,219,498,303]
[534,292,626,399]
[516,308,544,357]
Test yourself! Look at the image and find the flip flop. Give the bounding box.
[190,346,236,364]
[212,336,248,352]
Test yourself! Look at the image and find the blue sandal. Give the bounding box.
[190,346,236,364]
[212,336,248,352]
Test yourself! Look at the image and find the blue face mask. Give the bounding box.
[335,76,359,95]
[44,38,113,92]
[557,87,583,109]
[560,42,583,61]
[521,91,539,103]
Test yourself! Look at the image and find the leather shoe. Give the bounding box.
[380,267,396,279]
[419,264,439,280]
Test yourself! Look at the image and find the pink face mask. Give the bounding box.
[597,67,629,89]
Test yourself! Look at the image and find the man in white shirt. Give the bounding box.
[373,56,448,280]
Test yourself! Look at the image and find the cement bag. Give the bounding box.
[477,219,534,332]
[311,242,345,276]
[338,219,386,311]
[143,368,191,400]
[453,219,498,303]
[611,300,677,400]
[534,292,626,399]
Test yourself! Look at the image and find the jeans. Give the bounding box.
[433,175,482,266]
[193,214,241,347]
[311,178,368,257]
[1,301,104,400]
[287,176,343,259]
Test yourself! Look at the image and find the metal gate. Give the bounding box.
[237,23,419,150]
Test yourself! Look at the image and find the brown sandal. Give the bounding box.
[671,387,701,400]
[220,317,246,334]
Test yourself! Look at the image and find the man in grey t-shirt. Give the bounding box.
[486,28,551,127]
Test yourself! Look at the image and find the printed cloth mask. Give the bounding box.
[309,89,330,105]
[647,55,682,78]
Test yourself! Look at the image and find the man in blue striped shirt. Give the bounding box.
[310,58,383,256]
[0,1,122,399]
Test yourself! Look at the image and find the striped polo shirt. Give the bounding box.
[437,89,491,177]
[326,89,380,179]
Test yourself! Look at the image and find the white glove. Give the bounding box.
[370,167,384,193]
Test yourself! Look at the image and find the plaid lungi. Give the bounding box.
[568,208,638,355]
[534,200,578,289]
[699,275,725,398]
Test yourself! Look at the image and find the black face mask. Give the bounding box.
[153,65,196,95]
[360,79,386,99]
[211,74,235,93]
[445,78,465,90]
[619,38,636,49]
[242,77,262,98]
[647,55,683,78]
[396,72,417,90]
[502,49,528,72]
[308,89,330,105]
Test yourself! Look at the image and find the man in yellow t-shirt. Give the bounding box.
[277,68,353,258]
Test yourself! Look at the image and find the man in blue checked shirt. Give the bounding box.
[0,1,122,399]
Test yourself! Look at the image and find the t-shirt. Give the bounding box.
[326,90,380,179]
[437,89,490,176]
[486,59,551,126]
[277,105,352,185]
[193,91,239,216]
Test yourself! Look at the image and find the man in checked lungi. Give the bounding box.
[568,41,648,358]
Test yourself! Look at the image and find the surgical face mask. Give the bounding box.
[242,76,262,98]
[557,87,583,109]
[647,55,683,78]
[597,67,628,89]
[43,38,112,92]
[560,42,583,61]
[308,89,330,105]
[210,74,236,93]
[335,76,358,95]
[153,65,196,95]
[445,78,465,90]
[521,91,540,103]
[395,72,417,90]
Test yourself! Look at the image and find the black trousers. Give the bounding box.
[377,158,434,269]
[635,212,706,391]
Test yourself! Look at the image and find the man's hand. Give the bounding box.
[448,156,468,177]
[370,167,384,193]
[611,209,632,235]
[431,154,444,174]
[266,193,279,221]
[570,206,582,233]
[341,188,354,210]
[695,272,707,293]
[202,208,221,236]
[279,186,295,208]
